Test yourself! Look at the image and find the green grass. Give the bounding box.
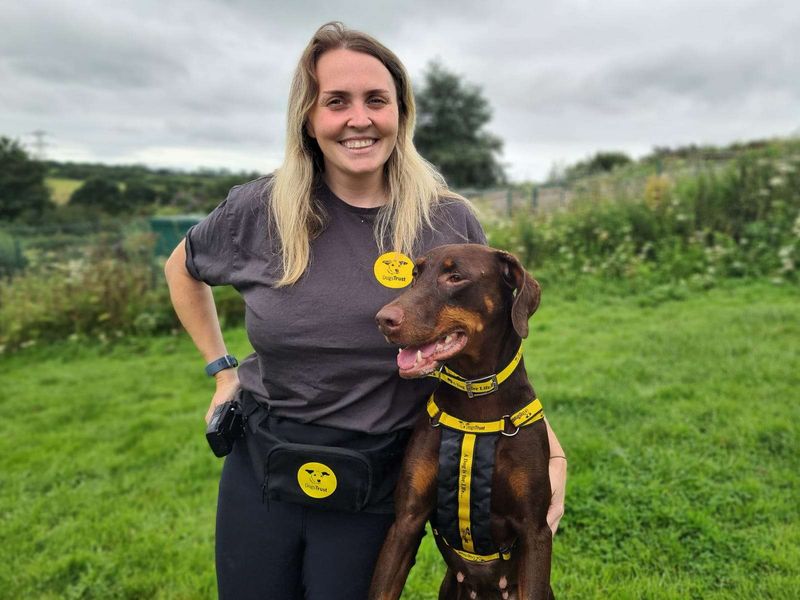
[1,280,798,599]
[45,177,84,205]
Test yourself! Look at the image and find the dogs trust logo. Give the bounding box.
[373,252,413,289]
[297,462,338,499]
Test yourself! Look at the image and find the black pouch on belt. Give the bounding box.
[239,391,410,513]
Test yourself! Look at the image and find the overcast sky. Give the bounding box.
[2,0,798,181]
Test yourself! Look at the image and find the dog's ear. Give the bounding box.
[497,251,541,338]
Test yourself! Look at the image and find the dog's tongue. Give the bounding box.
[397,341,438,369]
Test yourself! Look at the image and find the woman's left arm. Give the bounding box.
[544,417,567,535]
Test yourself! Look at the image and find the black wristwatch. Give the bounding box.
[205,354,239,377]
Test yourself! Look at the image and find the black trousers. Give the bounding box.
[216,438,395,600]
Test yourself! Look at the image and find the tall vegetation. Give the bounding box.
[0,137,52,221]
[69,177,126,214]
[1,138,798,353]
[414,61,505,188]
[486,146,800,291]
[558,151,633,181]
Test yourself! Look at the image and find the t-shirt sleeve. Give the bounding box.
[184,192,239,286]
[431,198,487,247]
[464,204,487,245]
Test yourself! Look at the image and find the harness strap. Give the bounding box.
[427,345,524,397]
[433,529,513,563]
[430,395,543,565]
[427,396,544,434]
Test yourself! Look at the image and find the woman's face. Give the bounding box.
[307,48,400,188]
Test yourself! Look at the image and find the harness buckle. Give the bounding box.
[500,415,520,437]
[465,374,499,398]
[430,410,442,428]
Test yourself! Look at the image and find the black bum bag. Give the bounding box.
[239,391,411,514]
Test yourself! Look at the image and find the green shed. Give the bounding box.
[149,215,205,257]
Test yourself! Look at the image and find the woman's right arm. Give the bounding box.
[164,239,241,423]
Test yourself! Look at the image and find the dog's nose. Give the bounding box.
[376,305,404,335]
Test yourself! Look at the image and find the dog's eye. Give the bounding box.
[448,273,463,283]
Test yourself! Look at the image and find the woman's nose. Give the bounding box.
[347,104,372,128]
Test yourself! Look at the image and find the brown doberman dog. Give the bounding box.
[372,244,554,600]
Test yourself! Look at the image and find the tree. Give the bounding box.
[122,180,158,208]
[70,177,125,214]
[0,137,51,221]
[414,62,505,188]
[563,151,632,181]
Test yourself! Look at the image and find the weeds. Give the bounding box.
[485,148,800,289]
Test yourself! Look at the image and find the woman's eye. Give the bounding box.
[368,96,388,105]
[326,98,344,107]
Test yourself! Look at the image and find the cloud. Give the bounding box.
[1,0,798,180]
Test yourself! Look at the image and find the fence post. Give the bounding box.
[531,186,539,213]
[506,189,513,218]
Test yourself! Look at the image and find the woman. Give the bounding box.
[164,22,566,600]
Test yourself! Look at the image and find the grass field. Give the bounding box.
[45,177,84,205]
[1,280,798,599]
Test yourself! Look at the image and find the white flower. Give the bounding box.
[769,176,785,187]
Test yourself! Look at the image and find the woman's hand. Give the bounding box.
[547,456,567,535]
[205,370,241,424]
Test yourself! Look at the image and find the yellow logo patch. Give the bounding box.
[373,251,413,288]
[297,462,337,499]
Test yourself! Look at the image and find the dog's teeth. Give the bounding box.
[416,350,422,362]
[398,348,402,355]
[444,334,453,345]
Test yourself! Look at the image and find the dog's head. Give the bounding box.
[304,468,332,485]
[375,244,540,378]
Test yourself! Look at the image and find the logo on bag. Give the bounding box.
[297,462,337,498]
[373,252,413,288]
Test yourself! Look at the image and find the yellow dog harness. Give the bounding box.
[429,394,544,563]
[426,346,545,563]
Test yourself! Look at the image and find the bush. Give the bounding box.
[0,228,248,353]
[69,177,125,214]
[485,148,800,287]
[0,232,174,352]
[0,230,25,278]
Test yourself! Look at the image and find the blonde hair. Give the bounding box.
[269,21,462,286]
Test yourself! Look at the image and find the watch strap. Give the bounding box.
[205,354,239,377]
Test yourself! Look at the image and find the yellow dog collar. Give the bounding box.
[426,344,524,397]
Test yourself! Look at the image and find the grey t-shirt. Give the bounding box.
[185,176,486,433]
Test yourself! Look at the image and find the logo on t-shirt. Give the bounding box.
[373,251,413,288]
